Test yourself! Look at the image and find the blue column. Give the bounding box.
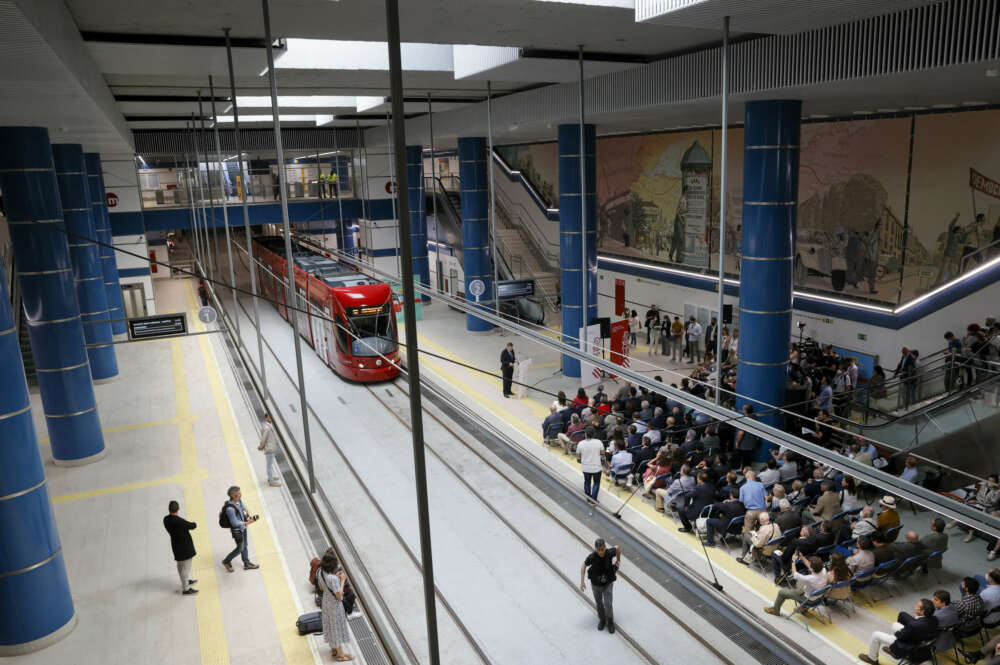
[458,137,493,332]
[558,124,597,378]
[338,221,356,256]
[0,254,76,655]
[406,145,430,300]
[736,100,801,461]
[53,144,118,381]
[0,127,106,465]
[84,153,127,335]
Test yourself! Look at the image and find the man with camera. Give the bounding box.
[222,485,260,572]
[580,538,622,633]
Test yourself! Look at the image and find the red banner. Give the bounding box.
[609,319,630,372]
[970,168,1000,199]
[614,278,625,316]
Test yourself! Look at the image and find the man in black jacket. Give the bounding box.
[500,343,517,397]
[163,500,198,595]
[703,488,746,547]
[771,525,818,583]
[859,598,939,664]
[678,472,716,534]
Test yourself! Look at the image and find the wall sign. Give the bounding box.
[106,192,119,208]
[128,313,187,340]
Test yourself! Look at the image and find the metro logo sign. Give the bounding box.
[105,192,119,207]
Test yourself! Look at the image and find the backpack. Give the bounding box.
[309,557,322,587]
[218,501,237,529]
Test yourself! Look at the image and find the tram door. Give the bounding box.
[310,304,330,365]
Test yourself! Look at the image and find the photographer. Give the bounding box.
[580,538,622,633]
[221,485,260,572]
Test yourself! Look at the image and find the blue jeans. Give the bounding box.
[223,529,250,566]
[265,452,277,482]
[705,517,728,545]
[584,471,601,500]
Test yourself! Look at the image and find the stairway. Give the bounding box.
[495,228,559,307]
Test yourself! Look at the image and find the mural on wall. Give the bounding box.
[792,118,912,303]
[908,110,1000,299]
[595,130,716,268]
[498,108,1000,307]
[495,143,559,207]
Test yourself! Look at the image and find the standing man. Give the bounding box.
[580,538,621,633]
[257,414,280,487]
[576,427,604,502]
[164,501,198,595]
[500,342,517,398]
[705,317,718,361]
[197,280,209,307]
[221,486,260,572]
[686,316,703,363]
[894,347,917,407]
[644,304,661,346]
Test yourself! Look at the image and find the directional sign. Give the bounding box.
[468,279,486,298]
[198,306,217,324]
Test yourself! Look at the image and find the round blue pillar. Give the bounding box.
[558,124,597,379]
[736,100,801,460]
[84,153,127,335]
[406,145,430,301]
[458,137,493,332]
[52,144,118,382]
[338,220,356,256]
[0,127,106,466]
[0,254,76,655]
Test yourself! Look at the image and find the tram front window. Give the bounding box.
[347,303,396,357]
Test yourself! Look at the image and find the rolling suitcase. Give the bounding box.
[296,611,322,635]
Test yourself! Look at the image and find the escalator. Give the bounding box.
[425,177,545,325]
[836,348,1000,488]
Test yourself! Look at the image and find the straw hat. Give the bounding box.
[880,496,897,509]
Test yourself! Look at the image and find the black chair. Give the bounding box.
[883,525,903,542]
[892,554,929,582]
[543,422,563,446]
[983,607,1000,638]
[720,516,745,548]
[952,617,984,664]
[898,636,938,665]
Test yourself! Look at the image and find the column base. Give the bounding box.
[0,611,76,656]
[52,447,107,468]
[91,375,119,385]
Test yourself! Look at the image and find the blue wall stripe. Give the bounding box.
[118,267,152,278]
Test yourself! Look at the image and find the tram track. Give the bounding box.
[226,287,495,665]
[367,379,726,665]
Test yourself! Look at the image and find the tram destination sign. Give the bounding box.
[497,279,535,300]
[128,313,188,340]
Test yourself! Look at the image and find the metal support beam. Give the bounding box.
[209,75,240,340]
[197,93,218,284]
[428,94,442,291]
[578,46,588,356]
[224,27,267,399]
[384,1,441,663]
[715,16,729,405]
[261,0,314,494]
[486,80,499,314]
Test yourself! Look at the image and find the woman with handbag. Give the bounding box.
[641,450,672,497]
[317,552,353,661]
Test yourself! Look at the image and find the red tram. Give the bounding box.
[253,235,400,382]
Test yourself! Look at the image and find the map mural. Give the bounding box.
[495,108,1000,306]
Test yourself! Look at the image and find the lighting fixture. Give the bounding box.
[236,95,357,108]
[215,115,317,123]
[932,103,957,109]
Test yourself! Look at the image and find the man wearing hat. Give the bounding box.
[877,496,901,541]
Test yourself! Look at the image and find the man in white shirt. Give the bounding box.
[764,553,827,616]
[577,427,605,502]
[981,569,1000,613]
[257,415,280,487]
[686,317,704,363]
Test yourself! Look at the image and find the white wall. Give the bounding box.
[599,267,1000,368]
[113,232,155,315]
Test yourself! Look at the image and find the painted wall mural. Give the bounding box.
[495,108,1000,307]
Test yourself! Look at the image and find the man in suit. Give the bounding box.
[892,530,927,562]
[678,472,716,534]
[774,498,802,534]
[920,518,948,571]
[703,488,746,547]
[859,598,939,664]
[929,590,959,630]
[541,405,564,441]
[500,342,517,397]
[163,500,198,595]
[771,525,818,583]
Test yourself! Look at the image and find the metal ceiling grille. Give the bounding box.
[132,127,364,155]
[411,0,998,143]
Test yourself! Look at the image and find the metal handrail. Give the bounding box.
[493,181,559,266]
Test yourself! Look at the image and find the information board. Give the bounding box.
[497,279,535,300]
[128,313,187,340]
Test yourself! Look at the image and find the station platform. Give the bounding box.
[14,278,328,665]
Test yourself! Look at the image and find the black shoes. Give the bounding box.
[608,622,615,634]
[222,561,234,573]
[678,527,692,533]
[597,619,606,631]
[244,562,260,570]
[183,588,199,595]
[958,649,984,664]
[189,579,197,585]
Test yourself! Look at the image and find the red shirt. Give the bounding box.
[573,397,588,407]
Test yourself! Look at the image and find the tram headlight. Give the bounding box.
[376,359,383,366]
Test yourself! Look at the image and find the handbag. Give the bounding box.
[695,517,710,535]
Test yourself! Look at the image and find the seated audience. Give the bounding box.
[702,488,746,547]
[982,569,1000,613]
[847,536,876,576]
[677,472,716,534]
[774,498,802,534]
[541,405,563,438]
[955,577,985,623]
[806,480,841,523]
[876,496,901,539]
[758,458,781,486]
[891,530,926,561]
[852,506,879,539]
[654,465,694,513]
[740,511,782,564]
